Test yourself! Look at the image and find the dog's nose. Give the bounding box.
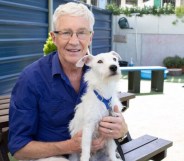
[109,65,117,72]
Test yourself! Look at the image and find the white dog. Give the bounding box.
[69,51,123,161]
[33,51,123,161]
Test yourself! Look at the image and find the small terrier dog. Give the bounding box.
[69,51,123,161]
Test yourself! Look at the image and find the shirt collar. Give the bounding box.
[52,52,65,78]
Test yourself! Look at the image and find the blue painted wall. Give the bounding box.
[0,0,112,95]
[0,0,48,95]
[92,6,112,55]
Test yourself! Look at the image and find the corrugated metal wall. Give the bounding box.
[0,0,112,95]
[92,6,112,55]
[0,0,48,95]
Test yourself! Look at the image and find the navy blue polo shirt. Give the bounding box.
[8,52,87,155]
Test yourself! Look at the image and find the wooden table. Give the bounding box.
[118,92,135,111]
[120,66,167,93]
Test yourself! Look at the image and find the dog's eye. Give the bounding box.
[113,58,117,61]
[97,60,103,63]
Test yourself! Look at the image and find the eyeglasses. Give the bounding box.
[53,30,92,40]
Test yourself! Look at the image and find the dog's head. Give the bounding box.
[76,51,121,81]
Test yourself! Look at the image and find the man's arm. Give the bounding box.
[14,132,82,160]
[14,130,105,160]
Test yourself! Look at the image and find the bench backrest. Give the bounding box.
[0,95,10,161]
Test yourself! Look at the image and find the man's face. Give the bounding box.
[51,15,93,66]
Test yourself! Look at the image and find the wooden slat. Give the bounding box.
[122,134,158,154]
[0,96,10,112]
[0,104,9,110]
[0,95,10,100]
[0,116,8,122]
[118,92,135,102]
[122,135,173,161]
[0,95,9,130]
[0,109,9,116]
[0,99,10,105]
[0,95,11,100]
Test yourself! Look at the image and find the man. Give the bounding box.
[8,2,128,161]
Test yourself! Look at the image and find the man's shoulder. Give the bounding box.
[24,52,56,72]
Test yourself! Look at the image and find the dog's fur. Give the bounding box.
[34,51,122,161]
[69,51,123,161]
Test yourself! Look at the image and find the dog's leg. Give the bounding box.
[80,123,95,161]
[107,139,120,161]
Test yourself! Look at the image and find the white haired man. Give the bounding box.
[8,2,128,161]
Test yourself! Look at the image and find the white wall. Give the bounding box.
[112,15,184,66]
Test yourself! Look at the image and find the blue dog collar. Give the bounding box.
[93,90,112,111]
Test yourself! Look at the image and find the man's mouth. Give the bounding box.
[66,49,81,52]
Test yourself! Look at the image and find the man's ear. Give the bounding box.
[76,55,93,67]
[50,32,57,45]
[111,51,122,60]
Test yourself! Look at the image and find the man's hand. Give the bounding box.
[99,105,128,139]
[69,131,82,153]
[91,135,106,152]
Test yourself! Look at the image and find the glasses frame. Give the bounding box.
[53,30,92,40]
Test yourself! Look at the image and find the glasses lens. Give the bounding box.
[61,31,71,39]
[77,31,91,40]
[54,30,91,40]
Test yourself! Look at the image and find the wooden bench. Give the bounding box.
[120,66,167,93]
[122,134,172,161]
[0,95,9,161]
[118,92,135,112]
[0,94,173,161]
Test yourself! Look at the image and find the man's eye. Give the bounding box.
[97,60,103,63]
[78,31,85,35]
[62,32,71,35]
[113,58,117,61]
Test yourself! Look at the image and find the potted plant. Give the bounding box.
[163,56,183,76]
[163,56,183,68]
[43,33,57,56]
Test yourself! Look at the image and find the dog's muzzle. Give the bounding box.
[109,65,117,72]
[109,65,119,75]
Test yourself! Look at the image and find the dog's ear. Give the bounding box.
[110,51,122,60]
[76,55,93,67]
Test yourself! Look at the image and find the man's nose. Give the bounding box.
[68,33,80,44]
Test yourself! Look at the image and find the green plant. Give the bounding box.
[182,58,184,66]
[173,6,184,24]
[106,3,121,15]
[106,3,175,16]
[175,5,184,18]
[163,56,183,68]
[43,33,57,55]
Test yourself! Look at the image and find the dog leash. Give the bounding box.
[109,110,126,161]
[93,90,125,161]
